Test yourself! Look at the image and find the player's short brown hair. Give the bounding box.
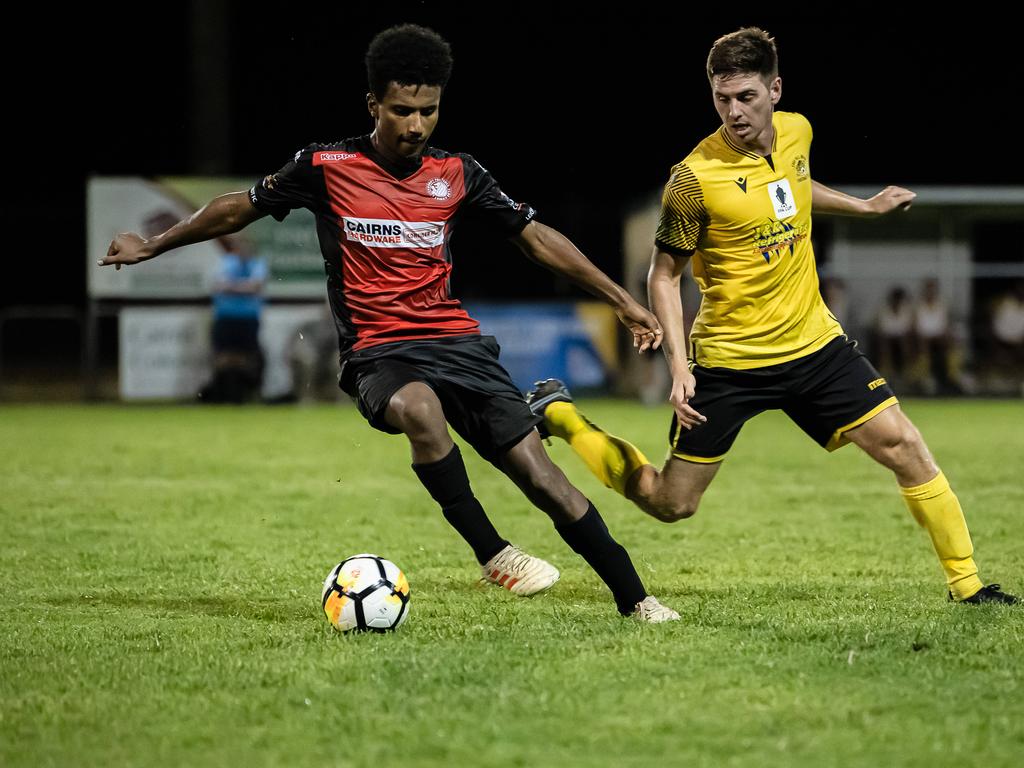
[706,27,778,84]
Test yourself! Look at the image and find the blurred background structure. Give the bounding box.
[4,5,1023,401]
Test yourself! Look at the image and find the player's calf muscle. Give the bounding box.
[502,442,587,522]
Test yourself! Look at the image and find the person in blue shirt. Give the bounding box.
[199,237,268,403]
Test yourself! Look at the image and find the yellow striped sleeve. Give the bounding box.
[655,162,706,253]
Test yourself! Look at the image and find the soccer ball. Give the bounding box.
[321,554,410,632]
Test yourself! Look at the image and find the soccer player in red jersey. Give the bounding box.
[101,24,679,622]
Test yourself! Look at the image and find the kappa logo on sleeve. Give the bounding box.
[314,151,359,165]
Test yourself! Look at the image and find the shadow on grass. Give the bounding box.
[42,592,312,622]
[669,582,1016,646]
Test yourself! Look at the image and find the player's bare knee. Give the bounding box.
[664,499,700,523]
[388,385,444,435]
[895,427,935,478]
[646,496,700,523]
[876,421,927,470]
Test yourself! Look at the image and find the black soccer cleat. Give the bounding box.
[952,584,1020,605]
[525,378,573,439]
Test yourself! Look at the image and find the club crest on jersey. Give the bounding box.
[792,154,809,181]
[426,178,451,200]
[342,217,445,249]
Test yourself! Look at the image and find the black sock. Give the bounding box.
[556,503,647,615]
[412,445,508,565]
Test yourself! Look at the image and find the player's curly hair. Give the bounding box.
[706,27,778,84]
[366,24,453,98]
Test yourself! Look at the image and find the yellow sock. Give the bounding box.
[545,401,650,496]
[900,471,983,600]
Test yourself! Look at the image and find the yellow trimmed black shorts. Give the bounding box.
[671,336,898,463]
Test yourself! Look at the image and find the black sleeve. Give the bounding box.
[459,155,537,237]
[248,144,322,222]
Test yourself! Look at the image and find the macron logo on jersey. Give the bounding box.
[342,217,445,248]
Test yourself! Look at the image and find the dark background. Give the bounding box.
[7,4,1021,313]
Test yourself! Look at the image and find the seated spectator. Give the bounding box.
[991,280,1024,366]
[914,278,959,394]
[875,286,914,390]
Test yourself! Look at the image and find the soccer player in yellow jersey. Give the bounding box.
[528,26,1017,605]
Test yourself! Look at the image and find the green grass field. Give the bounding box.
[2,400,1022,767]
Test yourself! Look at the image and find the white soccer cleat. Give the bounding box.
[481,544,560,596]
[632,595,680,623]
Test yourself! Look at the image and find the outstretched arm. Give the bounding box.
[811,181,916,217]
[648,246,705,429]
[513,220,663,353]
[99,192,267,270]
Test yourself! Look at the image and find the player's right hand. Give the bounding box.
[669,370,706,429]
[868,186,916,215]
[99,233,155,270]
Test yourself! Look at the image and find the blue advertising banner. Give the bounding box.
[464,302,619,392]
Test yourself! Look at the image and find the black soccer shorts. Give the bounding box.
[339,334,542,465]
[670,336,898,463]
[211,316,260,355]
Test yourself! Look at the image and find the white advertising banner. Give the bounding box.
[120,305,330,400]
[119,308,211,398]
[89,177,324,299]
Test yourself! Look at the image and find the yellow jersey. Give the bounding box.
[655,110,842,369]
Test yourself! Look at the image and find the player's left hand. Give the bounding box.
[868,186,916,215]
[616,303,663,353]
[669,369,705,429]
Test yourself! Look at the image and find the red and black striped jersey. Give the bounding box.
[249,135,536,361]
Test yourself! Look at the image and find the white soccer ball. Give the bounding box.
[321,554,410,632]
